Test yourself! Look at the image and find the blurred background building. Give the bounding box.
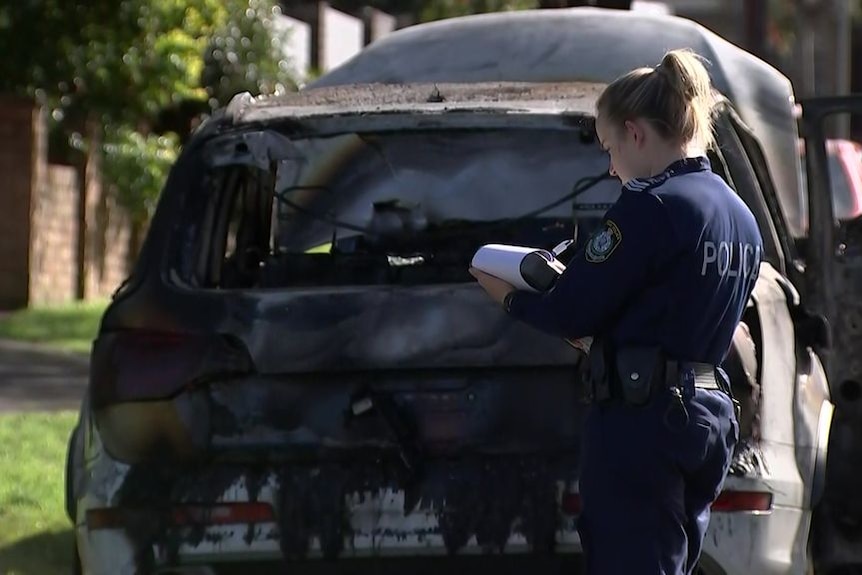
[279,0,858,105]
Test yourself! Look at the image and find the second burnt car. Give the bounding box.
[66,8,852,575]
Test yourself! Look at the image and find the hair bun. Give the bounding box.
[657,49,714,106]
[596,48,717,149]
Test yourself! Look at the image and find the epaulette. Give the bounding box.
[623,156,711,193]
[623,172,672,193]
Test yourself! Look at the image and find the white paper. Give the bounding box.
[471,244,552,292]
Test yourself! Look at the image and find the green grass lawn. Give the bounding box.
[0,411,78,575]
[0,301,107,354]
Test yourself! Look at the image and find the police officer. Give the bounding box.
[469,48,762,574]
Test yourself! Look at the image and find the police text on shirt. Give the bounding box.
[701,241,761,278]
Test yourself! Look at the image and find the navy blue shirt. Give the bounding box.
[507,157,763,365]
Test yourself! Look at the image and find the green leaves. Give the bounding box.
[1,0,297,222]
[202,1,298,107]
[101,127,180,223]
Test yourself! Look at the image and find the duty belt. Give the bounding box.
[583,344,726,406]
[664,360,722,392]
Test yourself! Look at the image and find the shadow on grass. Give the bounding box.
[0,528,74,575]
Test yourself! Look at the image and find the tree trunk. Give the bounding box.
[74,115,103,300]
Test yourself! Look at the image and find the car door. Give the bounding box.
[799,96,862,573]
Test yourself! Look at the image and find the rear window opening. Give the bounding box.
[167,123,752,291]
[169,127,622,290]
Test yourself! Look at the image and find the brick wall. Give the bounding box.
[30,166,79,305]
[84,182,133,300]
[0,94,136,309]
[97,198,133,299]
[74,128,135,301]
[0,97,40,309]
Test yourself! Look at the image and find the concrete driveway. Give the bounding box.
[0,339,88,412]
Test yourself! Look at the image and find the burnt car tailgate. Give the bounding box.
[206,369,585,458]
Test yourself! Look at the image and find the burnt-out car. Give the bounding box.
[67,8,857,575]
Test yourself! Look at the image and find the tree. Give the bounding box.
[0,1,215,131]
[202,1,299,108]
[102,127,180,226]
[0,0,297,224]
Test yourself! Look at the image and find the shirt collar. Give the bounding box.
[624,156,711,192]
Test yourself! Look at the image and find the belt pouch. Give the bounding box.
[614,346,663,407]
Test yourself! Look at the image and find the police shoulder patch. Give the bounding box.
[585,220,622,263]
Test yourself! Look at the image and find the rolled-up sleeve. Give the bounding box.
[506,191,675,339]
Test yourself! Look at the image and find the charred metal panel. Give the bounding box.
[102,283,583,379]
[825,238,862,531]
[205,370,585,455]
[240,82,605,119]
[105,458,580,564]
[832,221,862,415]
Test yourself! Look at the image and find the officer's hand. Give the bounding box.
[468,267,516,305]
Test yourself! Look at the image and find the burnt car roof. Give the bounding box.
[310,8,792,109]
[230,81,607,125]
[308,7,806,238]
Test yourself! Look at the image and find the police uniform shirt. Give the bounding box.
[505,156,764,365]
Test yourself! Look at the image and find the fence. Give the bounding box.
[0,98,132,310]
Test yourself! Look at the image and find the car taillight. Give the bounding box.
[90,330,252,463]
[560,490,773,516]
[87,502,275,530]
[710,490,773,513]
[170,503,274,526]
[561,492,582,515]
[90,330,252,407]
[94,399,200,463]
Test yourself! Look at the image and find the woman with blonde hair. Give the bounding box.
[470,49,762,574]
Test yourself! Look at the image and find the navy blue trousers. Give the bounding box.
[577,387,739,574]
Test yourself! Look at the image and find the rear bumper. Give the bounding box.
[74,419,809,575]
[77,511,804,575]
[77,470,583,575]
[77,469,807,575]
[89,554,588,575]
[701,505,810,575]
[75,436,584,574]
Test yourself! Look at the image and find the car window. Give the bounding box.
[800,150,855,220]
[175,128,622,289]
[274,131,619,250]
[827,153,855,218]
